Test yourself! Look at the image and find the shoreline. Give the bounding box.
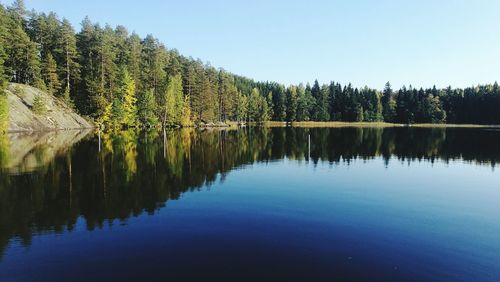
[5,121,499,133]
[260,121,500,128]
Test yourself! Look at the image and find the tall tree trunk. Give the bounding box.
[66,39,70,92]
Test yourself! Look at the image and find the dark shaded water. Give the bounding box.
[0,127,500,281]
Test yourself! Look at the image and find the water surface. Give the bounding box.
[0,127,499,281]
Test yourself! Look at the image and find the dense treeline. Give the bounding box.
[1,0,500,128]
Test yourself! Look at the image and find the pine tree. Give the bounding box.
[126,32,142,85]
[58,18,80,96]
[8,0,27,28]
[141,35,167,96]
[100,25,118,99]
[0,6,8,91]
[32,95,46,115]
[317,84,330,121]
[75,16,98,115]
[296,84,308,121]
[247,88,269,122]
[235,91,248,122]
[272,84,286,121]
[4,24,41,85]
[266,91,274,120]
[191,71,215,122]
[286,85,298,122]
[44,53,61,95]
[164,74,183,126]
[257,94,270,122]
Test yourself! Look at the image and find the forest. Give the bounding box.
[1,0,500,130]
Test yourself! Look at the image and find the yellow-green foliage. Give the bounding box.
[122,71,137,126]
[13,85,24,97]
[32,95,47,115]
[164,74,184,126]
[96,101,113,128]
[0,133,9,168]
[181,95,192,127]
[0,93,8,132]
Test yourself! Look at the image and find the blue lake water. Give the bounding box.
[0,127,499,281]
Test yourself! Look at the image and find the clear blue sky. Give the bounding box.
[3,0,500,89]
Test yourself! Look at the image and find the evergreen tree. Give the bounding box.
[180,95,192,127]
[235,91,248,122]
[44,53,61,95]
[286,85,298,122]
[311,80,321,120]
[126,32,142,85]
[58,18,80,95]
[296,84,309,121]
[32,95,46,115]
[138,89,157,126]
[217,70,237,122]
[248,88,260,122]
[4,19,41,85]
[75,16,99,115]
[191,71,215,122]
[164,74,183,126]
[271,83,286,121]
[248,88,269,122]
[0,5,7,91]
[111,96,124,126]
[266,91,274,120]
[122,70,137,126]
[382,82,397,122]
[317,84,330,121]
[141,34,167,96]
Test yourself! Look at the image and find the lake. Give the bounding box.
[0,127,499,281]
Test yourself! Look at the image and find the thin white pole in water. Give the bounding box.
[98,129,101,152]
[163,128,167,159]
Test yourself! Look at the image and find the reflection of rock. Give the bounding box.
[5,130,91,173]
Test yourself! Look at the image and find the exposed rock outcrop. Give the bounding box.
[5,83,93,132]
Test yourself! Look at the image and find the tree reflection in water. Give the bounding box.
[0,127,499,256]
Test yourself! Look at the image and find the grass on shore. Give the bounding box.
[260,121,498,128]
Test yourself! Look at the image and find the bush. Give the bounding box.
[32,95,47,115]
[14,85,24,98]
[0,93,8,132]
